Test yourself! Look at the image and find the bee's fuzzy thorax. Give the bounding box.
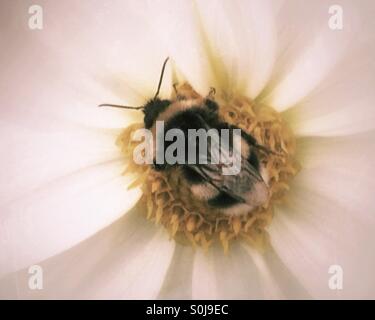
[118,83,300,252]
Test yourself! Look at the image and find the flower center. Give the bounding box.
[118,84,300,252]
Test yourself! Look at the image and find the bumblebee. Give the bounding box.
[100,58,269,215]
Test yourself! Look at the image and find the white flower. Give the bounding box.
[1,0,375,299]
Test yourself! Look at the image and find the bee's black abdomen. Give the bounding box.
[208,192,241,208]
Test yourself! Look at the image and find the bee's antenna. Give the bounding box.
[153,57,170,99]
[98,104,144,110]
[99,58,169,110]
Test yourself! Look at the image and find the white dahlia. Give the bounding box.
[1,0,375,299]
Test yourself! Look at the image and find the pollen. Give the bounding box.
[117,84,300,252]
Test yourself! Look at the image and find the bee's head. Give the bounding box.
[143,98,171,129]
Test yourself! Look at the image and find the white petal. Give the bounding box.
[283,44,375,136]
[296,132,375,224]
[190,0,245,94]
[174,241,308,299]
[158,244,195,299]
[242,245,310,299]
[162,242,303,300]
[281,0,375,136]
[222,0,277,98]
[150,0,277,99]
[0,159,142,277]
[0,201,175,299]
[263,0,364,112]
[148,0,216,95]
[1,1,171,130]
[0,1,172,275]
[269,132,375,298]
[192,244,263,299]
[270,206,375,299]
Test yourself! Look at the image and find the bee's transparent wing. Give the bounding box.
[188,137,267,205]
[188,113,268,206]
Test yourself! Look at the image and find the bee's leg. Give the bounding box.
[203,87,218,112]
[173,83,185,100]
[173,83,178,95]
[208,87,216,100]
